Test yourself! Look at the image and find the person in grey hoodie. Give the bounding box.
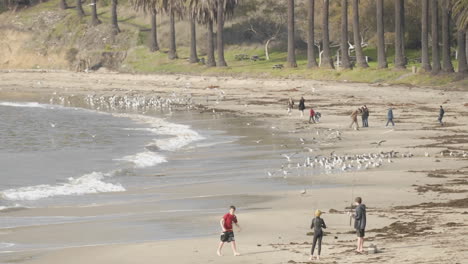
[386,107,395,127]
[348,197,366,253]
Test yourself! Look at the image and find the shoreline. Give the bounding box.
[0,70,467,263]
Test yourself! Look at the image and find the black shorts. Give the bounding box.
[357,229,365,238]
[220,231,235,242]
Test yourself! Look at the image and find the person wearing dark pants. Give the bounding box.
[310,210,327,261]
[386,107,395,127]
[361,105,369,127]
[438,105,445,126]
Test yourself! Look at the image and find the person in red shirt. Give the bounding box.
[309,108,316,123]
[217,205,241,256]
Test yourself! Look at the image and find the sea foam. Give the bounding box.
[115,114,205,152]
[115,151,167,168]
[1,172,125,201]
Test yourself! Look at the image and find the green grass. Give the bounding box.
[124,45,468,88]
[5,0,467,89]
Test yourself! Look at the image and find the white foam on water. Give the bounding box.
[115,151,167,168]
[115,114,205,152]
[1,172,125,201]
[0,102,50,108]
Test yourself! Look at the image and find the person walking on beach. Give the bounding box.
[309,108,316,123]
[298,97,306,117]
[348,197,366,253]
[438,105,445,126]
[287,97,295,115]
[349,108,361,130]
[386,107,395,127]
[310,209,327,261]
[217,206,241,256]
[361,105,369,127]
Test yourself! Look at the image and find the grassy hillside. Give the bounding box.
[0,0,467,89]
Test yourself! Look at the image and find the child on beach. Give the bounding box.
[217,206,241,256]
[309,108,316,123]
[310,209,327,261]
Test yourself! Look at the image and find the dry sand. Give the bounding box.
[0,70,467,264]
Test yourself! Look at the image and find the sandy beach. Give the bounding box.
[0,70,467,264]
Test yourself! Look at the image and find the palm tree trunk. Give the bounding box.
[376,0,387,68]
[149,8,159,52]
[76,0,84,17]
[431,0,441,74]
[59,0,67,9]
[111,0,120,34]
[287,0,297,67]
[340,0,351,69]
[189,15,199,63]
[307,0,317,68]
[352,0,368,68]
[321,0,334,69]
[217,0,227,67]
[441,2,454,72]
[458,30,468,74]
[90,0,101,26]
[421,0,431,71]
[206,19,216,67]
[168,10,178,60]
[394,0,406,69]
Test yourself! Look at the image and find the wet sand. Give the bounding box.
[0,71,467,263]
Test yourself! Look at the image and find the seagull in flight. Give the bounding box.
[281,153,297,162]
[370,140,386,146]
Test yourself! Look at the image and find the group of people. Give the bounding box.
[288,97,321,124]
[289,96,446,129]
[217,197,367,262]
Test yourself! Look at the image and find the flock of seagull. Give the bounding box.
[268,148,415,179]
[49,93,196,113]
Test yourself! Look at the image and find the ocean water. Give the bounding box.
[0,100,309,253]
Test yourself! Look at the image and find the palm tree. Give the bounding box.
[431,0,441,74]
[287,0,297,67]
[441,1,454,72]
[90,0,102,26]
[307,0,317,68]
[149,8,160,52]
[168,8,178,59]
[111,0,121,34]
[340,0,352,69]
[189,0,217,67]
[394,0,406,69]
[452,0,468,30]
[216,0,238,67]
[421,0,431,71]
[131,0,159,51]
[76,0,85,17]
[457,30,468,74]
[321,0,334,68]
[352,0,368,68]
[376,0,387,68]
[189,14,199,63]
[59,0,68,9]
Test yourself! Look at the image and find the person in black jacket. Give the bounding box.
[310,209,327,261]
[438,105,445,126]
[298,97,306,117]
[348,197,367,253]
